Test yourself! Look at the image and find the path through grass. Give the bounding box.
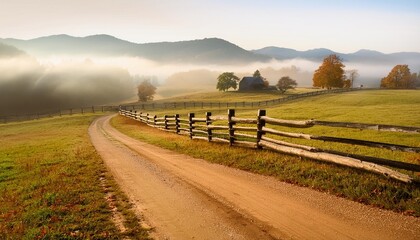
[112,90,420,216]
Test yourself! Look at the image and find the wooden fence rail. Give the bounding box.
[1,105,119,123]
[119,108,420,183]
[120,88,359,111]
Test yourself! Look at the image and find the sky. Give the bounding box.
[1,0,420,53]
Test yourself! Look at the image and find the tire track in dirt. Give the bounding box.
[89,115,420,240]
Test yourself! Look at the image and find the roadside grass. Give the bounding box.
[112,89,420,216]
[0,114,149,239]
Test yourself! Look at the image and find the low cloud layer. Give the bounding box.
[2,45,419,116]
[0,54,135,115]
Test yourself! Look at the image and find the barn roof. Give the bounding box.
[239,77,265,91]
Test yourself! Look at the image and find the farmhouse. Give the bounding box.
[238,77,265,91]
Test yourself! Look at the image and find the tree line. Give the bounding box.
[216,70,297,93]
[136,54,419,102]
[313,54,419,89]
[216,54,419,95]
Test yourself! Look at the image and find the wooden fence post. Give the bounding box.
[188,113,195,139]
[153,115,157,126]
[175,114,180,134]
[228,109,235,146]
[257,109,266,149]
[206,112,212,142]
[134,111,137,120]
[164,115,168,130]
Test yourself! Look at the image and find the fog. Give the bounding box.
[2,50,418,115]
[0,54,135,115]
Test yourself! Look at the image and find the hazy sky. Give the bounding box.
[1,0,420,53]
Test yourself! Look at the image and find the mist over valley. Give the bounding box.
[1,35,419,115]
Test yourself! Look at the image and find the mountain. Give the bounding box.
[2,34,419,67]
[252,46,420,65]
[0,42,26,58]
[0,35,270,64]
[252,47,338,61]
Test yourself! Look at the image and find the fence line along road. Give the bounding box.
[121,88,360,111]
[0,105,119,123]
[1,88,360,123]
[120,108,420,184]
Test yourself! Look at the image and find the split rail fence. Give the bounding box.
[121,88,358,111]
[119,108,420,183]
[0,105,119,123]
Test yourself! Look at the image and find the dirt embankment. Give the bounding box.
[89,115,420,240]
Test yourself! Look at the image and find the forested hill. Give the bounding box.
[252,46,420,64]
[0,35,269,64]
[1,34,419,66]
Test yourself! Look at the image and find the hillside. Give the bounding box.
[0,35,269,64]
[0,43,26,57]
[3,34,420,66]
[253,46,420,65]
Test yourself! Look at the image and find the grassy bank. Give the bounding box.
[112,89,420,216]
[0,114,149,239]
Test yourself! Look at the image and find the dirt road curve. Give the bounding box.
[89,115,420,240]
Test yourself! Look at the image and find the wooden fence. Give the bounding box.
[0,105,119,123]
[119,108,420,183]
[121,88,358,111]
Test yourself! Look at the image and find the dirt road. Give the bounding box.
[89,115,420,240]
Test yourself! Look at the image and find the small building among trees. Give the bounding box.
[238,77,265,91]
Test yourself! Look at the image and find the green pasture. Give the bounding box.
[0,114,149,239]
[153,88,317,103]
[113,89,420,216]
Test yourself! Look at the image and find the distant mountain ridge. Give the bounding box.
[1,34,419,65]
[0,34,269,64]
[252,46,420,64]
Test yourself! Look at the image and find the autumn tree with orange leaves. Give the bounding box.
[380,65,416,89]
[313,54,345,89]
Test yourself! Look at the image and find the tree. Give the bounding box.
[253,70,262,78]
[414,72,420,88]
[137,79,156,102]
[276,76,297,93]
[380,65,415,89]
[313,54,345,89]
[216,72,239,91]
[345,69,359,88]
[263,79,270,88]
[343,79,351,88]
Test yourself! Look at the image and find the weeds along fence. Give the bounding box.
[0,105,119,123]
[120,108,420,184]
[121,88,357,111]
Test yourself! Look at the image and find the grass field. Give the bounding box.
[152,88,318,103]
[112,89,420,216]
[0,114,149,239]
